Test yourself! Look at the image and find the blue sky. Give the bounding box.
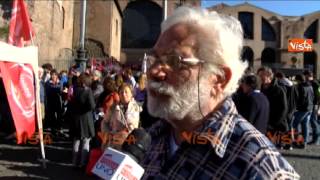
[201,1,320,16]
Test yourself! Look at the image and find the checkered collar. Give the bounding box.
[148,97,237,158]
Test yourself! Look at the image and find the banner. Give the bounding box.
[0,42,38,144]
[0,62,35,143]
[0,0,37,144]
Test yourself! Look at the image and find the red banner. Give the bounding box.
[0,62,35,143]
[8,0,34,47]
[0,0,36,143]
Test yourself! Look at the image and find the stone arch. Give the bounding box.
[85,38,107,58]
[261,48,276,66]
[304,51,317,75]
[58,48,74,60]
[304,19,318,43]
[122,0,163,48]
[241,46,254,67]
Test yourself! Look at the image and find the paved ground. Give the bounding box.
[0,136,96,180]
[280,145,320,180]
[0,135,320,179]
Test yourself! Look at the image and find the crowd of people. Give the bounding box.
[37,60,155,169]
[233,67,320,150]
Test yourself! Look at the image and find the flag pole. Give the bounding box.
[27,17,47,169]
[29,13,47,171]
[23,0,46,168]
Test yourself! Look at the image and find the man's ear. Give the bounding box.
[220,66,232,89]
[210,66,232,97]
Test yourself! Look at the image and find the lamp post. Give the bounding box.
[75,0,88,72]
[163,0,167,20]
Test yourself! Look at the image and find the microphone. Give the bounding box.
[92,128,151,180]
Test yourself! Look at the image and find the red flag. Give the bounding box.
[0,0,36,143]
[8,0,34,47]
[0,63,36,144]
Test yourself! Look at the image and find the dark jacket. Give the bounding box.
[261,79,288,132]
[309,80,320,105]
[296,82,314,112]
[69,86,95,139]
[240,90,270,134]
[277,80,298,125]
[45,80,62,111]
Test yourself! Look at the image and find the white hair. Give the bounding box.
[162,6,247,96]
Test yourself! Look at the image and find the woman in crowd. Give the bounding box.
[96,77,118,110]
[101,83,141,150]
[45,69,63,135]
[69,73,95,169]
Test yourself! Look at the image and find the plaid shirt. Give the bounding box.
[141,98,300,180]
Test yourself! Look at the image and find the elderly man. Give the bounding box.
[141,7,299,179]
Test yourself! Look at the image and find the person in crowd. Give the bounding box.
[45,69,63,136]
[91,69,104,103]
[123,68,136,88]
[66,68,81,102]
[274,72,297,131]
[237,75,269,134]
[41,63,53,83]
[141,6,299,179]
[257,67,288,148]
[69,73,95,169]
[114,74,124,90]
[59,70,69,129]
[291,74,314,148]
[99,81,120,150]
[96,77,118,110]
[59,70,68,89]
[102,83,141,150]
[304,70,320,145]
[134,73,147,104]
[117,83,141,132]
[232,67,253,115]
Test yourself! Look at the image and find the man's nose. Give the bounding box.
[148,64,169,81]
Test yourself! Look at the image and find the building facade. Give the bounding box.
[2,1,318,75]
[119,0,200,64]
[0,0,75,70]
[209,3,320,77]
[73,0,123,61]
[1,0,200,69]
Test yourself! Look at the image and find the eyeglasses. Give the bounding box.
[145,54,205,69]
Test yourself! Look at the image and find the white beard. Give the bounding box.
[147,76,210,124]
